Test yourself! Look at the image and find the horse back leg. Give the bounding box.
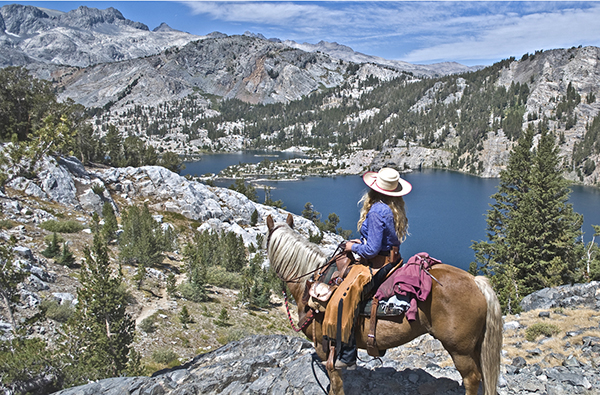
[449,351,482,395]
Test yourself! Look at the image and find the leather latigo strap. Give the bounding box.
[366,297,380,357]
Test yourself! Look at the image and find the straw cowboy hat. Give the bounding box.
[362,167,412,197]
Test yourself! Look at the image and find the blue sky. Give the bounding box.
[3,1,600,66]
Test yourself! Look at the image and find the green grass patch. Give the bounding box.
[151,349,179,365]
[40,219,84,233]
[525,322,561,341]
[40,299,74,323]
[0,219,15,229]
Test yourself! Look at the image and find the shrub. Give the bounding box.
[40,220,84,233]
[139,316,157,334]
[525,322,561,341]
[206,265,243,289]
[178,282,208,303]
[40,299,74,323]
[0,219,14,229]
[91,184,105,195]
[151,349,178,365]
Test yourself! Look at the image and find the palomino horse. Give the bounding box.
[266,214,502,395]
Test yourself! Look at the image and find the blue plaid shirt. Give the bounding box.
[351,202,401,259]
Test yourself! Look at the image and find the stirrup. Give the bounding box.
[326,343,336,371]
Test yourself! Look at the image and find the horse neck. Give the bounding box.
[268,225,326,303]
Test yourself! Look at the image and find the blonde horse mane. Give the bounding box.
[267,223,327,286]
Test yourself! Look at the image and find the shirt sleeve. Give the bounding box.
[351,210,385,259]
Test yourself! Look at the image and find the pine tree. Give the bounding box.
[101,202,118,243]
[55,242,76,268]
[472,126,583,313]
[215,308,230,327]
[302,202,319,222]
[104,124,123,166]
[60,232,138,385]
[250,209,259,226]
[42,232,61,259]
[119,203,173,288]
[179,306,192,329]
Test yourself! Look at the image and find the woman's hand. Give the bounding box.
[344,239,361,252]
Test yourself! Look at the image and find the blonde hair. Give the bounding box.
[357,189,408,242]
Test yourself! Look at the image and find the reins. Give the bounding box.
[276,242,345,284]
[282,289,314,332]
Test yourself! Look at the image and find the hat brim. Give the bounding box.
[362,171,412,197]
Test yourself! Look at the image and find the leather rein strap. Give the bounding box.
[277,242,345,284]
[282,289,314,332]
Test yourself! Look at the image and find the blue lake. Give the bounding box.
[183,153,600,271]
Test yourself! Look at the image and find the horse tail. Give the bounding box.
[474,276,502,395]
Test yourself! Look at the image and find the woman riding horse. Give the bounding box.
[329,167,411,369]
[266,211,502,395]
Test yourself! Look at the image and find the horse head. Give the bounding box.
[266,213,294,234]
[265,213,325,287]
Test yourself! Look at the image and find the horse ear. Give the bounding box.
[266,215,275,232]
[286,213,294,228]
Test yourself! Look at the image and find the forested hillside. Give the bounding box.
[93,47,600,186]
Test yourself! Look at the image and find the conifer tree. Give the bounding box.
[179,306,191,329]
[60,232,139,385]
[119,203,173,288]
[239,254,271,308]
[42,232,61,259]
[215,307,230,327]
[55,242,76,268]
[250,209,259,226]
[101,201,118,243]
[220,232,246,272]
[472,126,583,313]
[584,225,600,280]
[104,124,123,166]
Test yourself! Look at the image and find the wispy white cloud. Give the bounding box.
[402,4,600,63]
[180,1,600,65]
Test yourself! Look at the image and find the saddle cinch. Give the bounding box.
[303,246,403,358]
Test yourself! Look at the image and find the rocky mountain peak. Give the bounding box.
[0,4,50,36]
[0,3,200,68]
[153,22,177,33]
[58,5,149,30]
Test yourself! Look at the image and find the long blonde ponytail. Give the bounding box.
[357,189,408,242]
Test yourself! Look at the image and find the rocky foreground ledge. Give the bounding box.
[52,330,599,395]
[52,282,600,395]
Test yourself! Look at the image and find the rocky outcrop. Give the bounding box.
[94,164,342,251]
[370,143,453,171]
[51,330,600,395]
[5,156,116,215]
[2,152,342,253]
[520,281,600,311]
